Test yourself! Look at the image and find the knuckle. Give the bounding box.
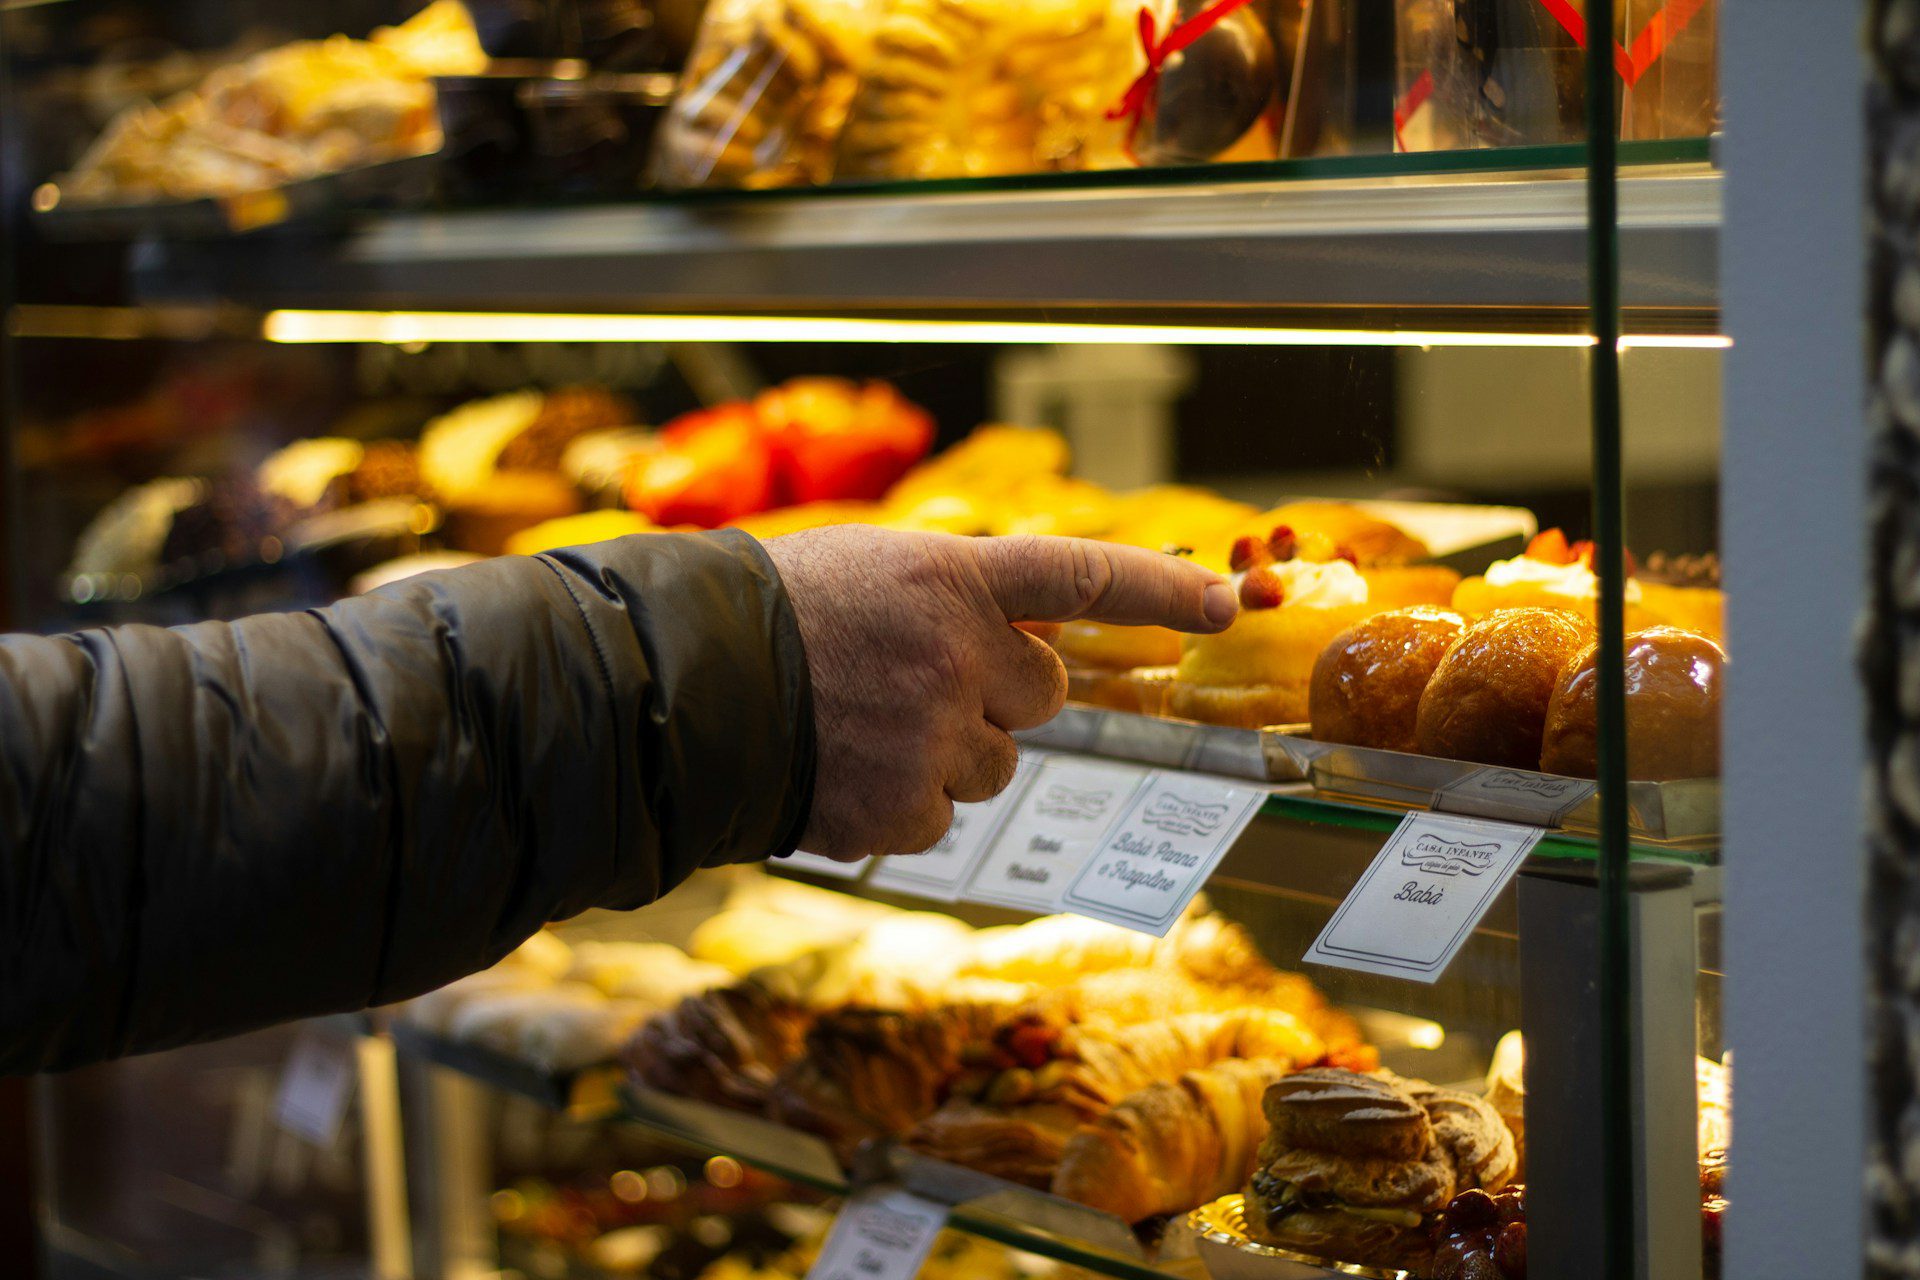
[1066,542,1113,616]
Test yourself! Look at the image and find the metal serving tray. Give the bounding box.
[32,143,440,240]
[1018,704,1326,784]
[1309,741,1721,847]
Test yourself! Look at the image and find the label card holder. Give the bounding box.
[275,1029,359,1146]
[868,755,1040,901]
[1431,766,1597,827]
[1303,810,1544,984]
[804,1186,948,1280]
[1057,773,1267,936]
[961,756,1148,911]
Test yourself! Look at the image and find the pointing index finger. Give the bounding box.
[972,535,1238,633]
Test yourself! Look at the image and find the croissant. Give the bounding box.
[769,1001,1017,1157]
[622,982,813,1113]
[1050,1057,1293,1221]
[909,1009,1323,1186]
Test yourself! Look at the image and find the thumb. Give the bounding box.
[971,535,1238,632]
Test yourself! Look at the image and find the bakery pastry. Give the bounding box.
[1636,551,1726,643]
[256,438,364,511]
[1453,528,1656,628]
[1170,526,1376,727]
[1244,1068,1516,1271]
[623,982,816,1112]
[1244,501,1431,566]
[1538,625,1725,780]
[1415,607,1596,768]
[1309,606,1467,753]
[504,510,656,557]
[443,471,583,556]
[1050,1057,1291,1221]
[1483,1030,1526,1177]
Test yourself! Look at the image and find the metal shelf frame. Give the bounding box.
[130,168,1720,319]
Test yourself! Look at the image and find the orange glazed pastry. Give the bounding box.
[1539,626,1725,780]
[1170,527,1375,728]
[1452,529,1655,629]
[1415,608,1595,769]
[1309,607,1467,754]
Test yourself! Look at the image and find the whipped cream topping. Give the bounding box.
[1232,558,1369,609]
[1483,553,1642,602]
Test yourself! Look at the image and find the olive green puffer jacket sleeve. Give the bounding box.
[0,530,814,1074]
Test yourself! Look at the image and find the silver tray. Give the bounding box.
[1017,704,1326,784]
[1189,1196,1413,1280]
[1309,742,1720,847]
[31,142,441,240]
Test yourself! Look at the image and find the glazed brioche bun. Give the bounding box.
[1538,625,1726,780]
[1053,620,1183,672]
[1360,564,1462,610]
[1415,608,1596,768]
[1310,607,1467,753]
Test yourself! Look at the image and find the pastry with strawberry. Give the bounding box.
[1168,526,1378,728]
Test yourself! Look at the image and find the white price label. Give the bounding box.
[1431,766,1596,826]
[868,757,1038,901]
[275,1030,358,1145]
[805,1186,948,1280]
[1303,811,1543,983]
[963,756,1147,911]
[1058,773,1266,936]
[778,851,868,880]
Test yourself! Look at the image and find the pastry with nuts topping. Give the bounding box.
[1244,1067,1517,1272]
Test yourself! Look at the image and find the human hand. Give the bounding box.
[763,526,1237,860]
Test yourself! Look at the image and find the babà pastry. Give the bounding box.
[1415,607,1596,768]
[1453,528,1655,628]
[1309,606,1467,753]
[1050,1057,1291,1221]
[1170,526,1376,728]
[1244,1068,1516,1271]
[1538,625,1725,780]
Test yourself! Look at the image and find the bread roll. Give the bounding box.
[1415,608,1595,768]
[1309,607,1466,753]
[1538,625,1725,780]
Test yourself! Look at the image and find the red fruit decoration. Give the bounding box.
[1239,565,1286,610]
[1265,524,1298,561]
[755,377,935,505]
[626,406,775,527]
[1228,535,1269,573]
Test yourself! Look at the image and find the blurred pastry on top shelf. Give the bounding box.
[1309,606,1467,754]
[1247,500,1432,566]
[505,510,657,557]
[444,471,583,556]
[1415,607,1595,768]
[256,437,365,512]
[1243,1068,1516,1271]
[1538,625,1725,780]
[1169,526,1375,728]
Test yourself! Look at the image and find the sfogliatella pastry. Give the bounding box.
[1415,607,1595,768]
[1309,606,1466,753]
[1538,625,1726,780]
[1244,1068,1517,1271]
[1170,527,1375,728]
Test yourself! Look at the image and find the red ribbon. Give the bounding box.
[1393,69,1435,151]
[1107,0,1261,163]
[1536,0,1713,88]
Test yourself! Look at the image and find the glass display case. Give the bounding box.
[0,1,1749,1278]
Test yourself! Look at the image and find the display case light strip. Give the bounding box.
[260,310,1731,350]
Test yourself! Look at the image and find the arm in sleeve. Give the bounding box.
[0,530,814,1074]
